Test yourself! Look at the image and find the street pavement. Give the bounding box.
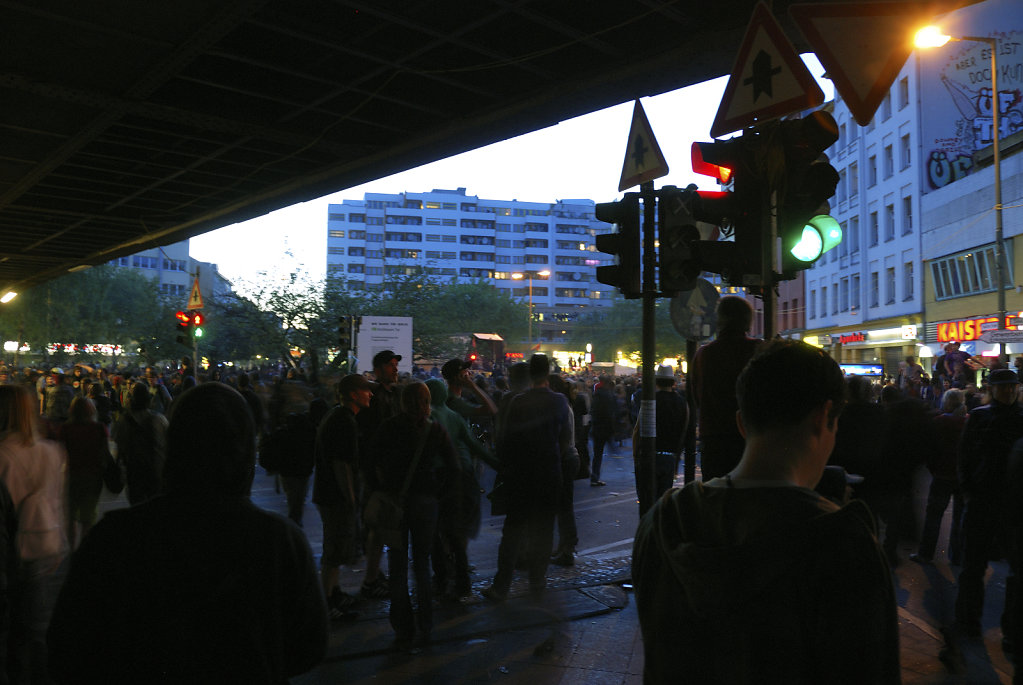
[95,439,1016,683]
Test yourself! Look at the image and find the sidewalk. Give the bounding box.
[293,549,1014,684]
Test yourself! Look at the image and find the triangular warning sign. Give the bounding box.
[790,2,936,126]
[711,2,824,138]
[187,278,204,310]
[618,100,669,192]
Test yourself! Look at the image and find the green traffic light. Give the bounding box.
[790,215,842,263]
[194,326,204,339]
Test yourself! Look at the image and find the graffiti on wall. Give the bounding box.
[923,30,1023,191]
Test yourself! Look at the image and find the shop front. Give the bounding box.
[803,320,924,378]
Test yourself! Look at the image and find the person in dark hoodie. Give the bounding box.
[632,340,899,685]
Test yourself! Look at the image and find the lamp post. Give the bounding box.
[916,27,1006,357]
[511,270,549,349]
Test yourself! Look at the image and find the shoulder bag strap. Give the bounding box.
[397,419,432,499]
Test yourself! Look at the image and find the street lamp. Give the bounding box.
[916,26,1007,356]
[511,270,550,349]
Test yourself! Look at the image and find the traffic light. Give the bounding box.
[174,310,191,346]
[776,111,842,277]
[594,193,641,299]
[658,187,704,293]
[468,352,478,363]
[338,316,351,350]
[191,311,205,339]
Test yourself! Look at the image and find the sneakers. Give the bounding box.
[481,585,507,602]
[328,588,359,621]
[590,480,606,487]
[361,574,390,600]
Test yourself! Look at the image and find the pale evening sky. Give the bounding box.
[189,56,831,292]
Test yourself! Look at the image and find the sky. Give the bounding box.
[189,56,831,292]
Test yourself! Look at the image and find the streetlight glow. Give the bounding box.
[0,291,16,304]
[914,26,952,48]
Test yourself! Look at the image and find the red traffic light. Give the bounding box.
[469,353,477,362]
[691,142,733,184]
[191,312,204,326]
[175,311,190,326]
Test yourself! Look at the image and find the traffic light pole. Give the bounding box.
[762,190,776,340]
[640,181,656,511]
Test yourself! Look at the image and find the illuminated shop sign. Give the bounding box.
[936,316,1000,343]
[839,332,866,344]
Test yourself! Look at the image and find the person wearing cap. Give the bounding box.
[631,366,688,516]
[633,340,899,683]
[312,373,373,620]
[955,368,1023,640]
[43,369,75,436]
[441,358,497,420]
[355,349,404,600]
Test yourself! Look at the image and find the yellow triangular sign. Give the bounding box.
[618,100,669,192]
[187,278,204,309]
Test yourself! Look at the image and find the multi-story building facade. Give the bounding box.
[325,187,617,347]
[110,239,231,305]
[802,0,1022,376]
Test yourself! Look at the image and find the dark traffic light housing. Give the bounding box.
[338,316,351,350]
[594,193,641,299]
[175,310,191,346]
[776,111,842,278]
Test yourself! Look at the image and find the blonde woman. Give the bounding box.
[0,384,67,683]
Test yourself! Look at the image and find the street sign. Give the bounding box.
[187,277,204,309]
[979,329,1023,344]
[669,278,720,342]
[789,2,937,126]
[618,100,669,192]
[710,2,824,139]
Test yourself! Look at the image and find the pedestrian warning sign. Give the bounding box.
[618,100,669,192]
[187,278,203,310]
[711,2,824,138]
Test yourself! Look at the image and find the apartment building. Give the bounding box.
[325,187,617,345]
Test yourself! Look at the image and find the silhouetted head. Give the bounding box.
[164,382,256,497]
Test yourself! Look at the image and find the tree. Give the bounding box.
[0,265,164,366]
[568,297,687,364]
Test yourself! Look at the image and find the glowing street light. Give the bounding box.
[916,26,1007,356]
[511,270,550,349]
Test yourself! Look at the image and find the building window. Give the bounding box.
[348,264,364,274]
[791,298,799,330]
[366,216,384,226]
[870,272,879,307]
[868,155,877,186]
[885,204,895,242]
[902,196,913,235]
[882,92,892,120]
[132,256,158,269]
[870,211,879,246]
[886,267,896,304]
[831,284,839,315]
[327,246,344,255]
[849,216,860,255]
[328,212,345,221]
[898,76,910,110]
[820,286,827,318]
[884,145,894,178]
[348,213,365,223]
[329,230,345,238]
[848,162,858,198]
[904,262,915,300]
[851,274,861,312]
[840,278,849,312]
[930,241,1014,300]
[348,247,365,257]
[901,134,911,169]
[809,290,816,320]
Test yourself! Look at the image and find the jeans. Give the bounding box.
[388,493,439,640]
[917,476,963,562]
[493,497,557,594]
[555,454,580,553]
[591,429,613,483]
[279,474,310,527]
[955,497,1007,631]
[635,452,677,518]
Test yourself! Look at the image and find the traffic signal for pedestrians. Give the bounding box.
[191,311,205,339]
[776,111,842,278]
[174,310,191,346]
[658,187,704,293]
[468,352,478,363]
[594,193,641,299]
[338,316,351,350]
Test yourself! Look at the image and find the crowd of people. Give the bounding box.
[4,308,1023,681]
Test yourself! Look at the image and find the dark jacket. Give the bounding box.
[633,481,899,684]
